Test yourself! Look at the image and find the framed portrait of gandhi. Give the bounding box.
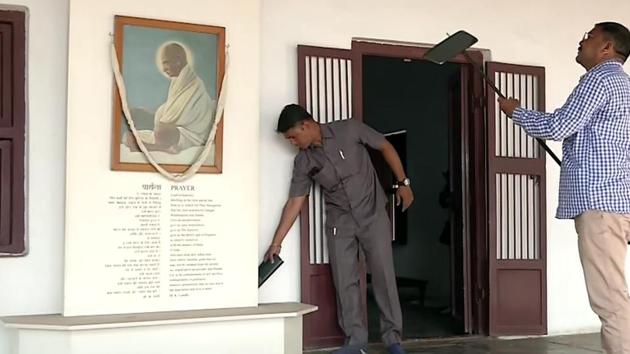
[111,16,225,173]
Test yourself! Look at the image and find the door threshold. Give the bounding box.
[304,335,484,353]
[400,334,482,345]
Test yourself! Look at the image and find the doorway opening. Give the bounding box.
[297,42,549,347]
[363,54,469,340]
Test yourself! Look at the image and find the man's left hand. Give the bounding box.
[396,186,414,212]
[497,97,521,117]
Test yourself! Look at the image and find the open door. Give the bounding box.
[297,45,352,348]
[369,131,407,245]
[486,62,548,335]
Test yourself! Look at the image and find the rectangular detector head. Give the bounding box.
[424,30,478,64]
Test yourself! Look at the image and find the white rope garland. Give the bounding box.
[110,42,229,182]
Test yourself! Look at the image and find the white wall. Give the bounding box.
[259,0,630,334]
[0,0,69,353]
[0,1,628,350]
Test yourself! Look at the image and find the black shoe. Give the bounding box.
[386,343,406,354]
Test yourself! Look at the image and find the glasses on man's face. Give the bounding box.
[582,32,595,41]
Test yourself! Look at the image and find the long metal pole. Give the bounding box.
[461,51,562,166]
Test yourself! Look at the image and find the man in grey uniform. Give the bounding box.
[265,104,414,354]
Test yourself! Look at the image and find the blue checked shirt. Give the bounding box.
[512,59,630,219]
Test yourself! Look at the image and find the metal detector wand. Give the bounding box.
[461,51,562,166]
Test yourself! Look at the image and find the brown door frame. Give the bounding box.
[448,68,473,332]
[351,40,489,335]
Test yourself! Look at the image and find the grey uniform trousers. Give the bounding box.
[327,211,403,347]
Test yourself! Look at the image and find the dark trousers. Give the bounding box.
[327,212,403,347]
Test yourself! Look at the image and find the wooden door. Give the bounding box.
[297,45,353,348]
[486,62,548,335]
[0,10,25,256]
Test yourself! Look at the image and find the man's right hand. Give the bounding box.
[497,97,521,117]
[265,244,282,263]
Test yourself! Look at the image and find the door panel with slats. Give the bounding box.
[487,62,547,335]
[298,45,352,348]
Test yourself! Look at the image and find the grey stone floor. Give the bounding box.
[304,333,602,353]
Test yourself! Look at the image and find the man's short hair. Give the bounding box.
[596,22,630,62]
[277,104,313,133]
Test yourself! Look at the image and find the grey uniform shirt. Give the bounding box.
[289,118,387,233]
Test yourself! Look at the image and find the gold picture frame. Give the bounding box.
[111,15,225,173]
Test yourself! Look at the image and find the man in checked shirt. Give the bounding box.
[265,104,414,354]
[499,22,630,354]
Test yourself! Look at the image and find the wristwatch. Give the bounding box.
[395,177,411,188]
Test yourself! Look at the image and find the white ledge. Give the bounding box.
[1,302,317,331]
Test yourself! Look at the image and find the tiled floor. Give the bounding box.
[305,333,602,353]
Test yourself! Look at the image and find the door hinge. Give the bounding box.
[475,286,486,303]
